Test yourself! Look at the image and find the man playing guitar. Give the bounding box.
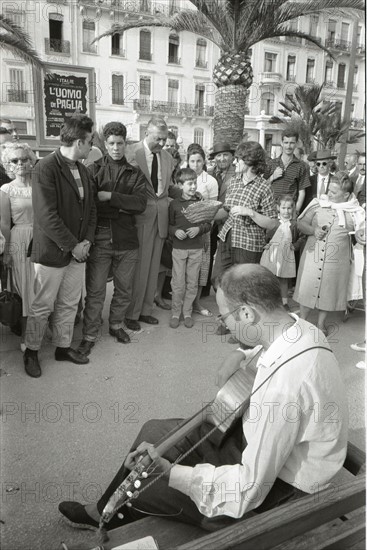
[59,264,348,533]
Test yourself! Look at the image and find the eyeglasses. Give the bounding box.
[316,162,328,166]
[9,158,29,165]
[216,304,244,324]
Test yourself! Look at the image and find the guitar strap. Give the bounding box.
[99,345,332,534]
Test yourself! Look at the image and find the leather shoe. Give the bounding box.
[139,315,159,325]
[109,327,131,344]
[77,340,95,356]
[154,298,171,310]
[58,501,99,531]
[55,347,89,364]
[24,352,41,378]
[125,318,141,331]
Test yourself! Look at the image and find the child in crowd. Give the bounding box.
[168,168,211,328]
[260,194,302,310]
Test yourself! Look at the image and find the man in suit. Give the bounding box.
[303,149,336,211]
[124,116,175,330]
[23,115,97,378]
[345,153,359,186]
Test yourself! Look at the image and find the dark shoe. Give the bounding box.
[139,315,159,325]
[58,501,99,531]
[77,340,95,356]
[154,298,171,310]
[24,351,41,378]
[125,318,141,331]
[55,347,89,364]
[109,327,131,344]
[184,317,194,328]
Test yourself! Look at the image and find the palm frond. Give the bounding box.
[188,0,233,47]
[0,30,44,70]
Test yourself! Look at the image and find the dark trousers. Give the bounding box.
[96,418,303,532]
[212,232,262,287]
[83,229,138,340]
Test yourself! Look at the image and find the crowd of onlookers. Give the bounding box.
[0,114,365,377]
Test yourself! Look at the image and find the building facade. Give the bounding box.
[0,0,365,156]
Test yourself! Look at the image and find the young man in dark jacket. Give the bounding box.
[78,122,147,355]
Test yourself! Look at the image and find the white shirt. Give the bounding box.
[348,166,358,178]
[169,315,348,519]
[196,171,219,200]
[317,173,329,197]
[143,139,163,195]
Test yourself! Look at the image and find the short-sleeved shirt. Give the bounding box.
[219,174,277,252]
[266,156,310,200]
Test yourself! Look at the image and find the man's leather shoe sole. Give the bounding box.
[109,328,131,344]
[77,340,95,356]
[125,318,141,331]
[58,501,99,531]
[24,354,41,378]
[139,315,159,325]
[55,347,89,364]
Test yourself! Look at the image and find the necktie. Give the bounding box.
[151,153,158,193]
[319,177,326,196]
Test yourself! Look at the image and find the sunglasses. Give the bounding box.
[10,158,29,165]
[316,162,328,166]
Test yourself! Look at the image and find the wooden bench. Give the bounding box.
[95,442,366,550]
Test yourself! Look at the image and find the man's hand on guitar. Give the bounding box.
[216,350,246,388]
[124,442,172,479]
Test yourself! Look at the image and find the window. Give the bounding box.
[111,33,124,56]
[169,0,178,15]
[306,58,315,83]
[325,60,333,83]
[193,128,204,146]
[337,63,346,88]
[112,74,124,105]
[168,33,180,64]
[265,134,273,155]
[286,55,296,81]
[5,9,24,27]
[264,52,277,72]
[139,0,150,12]
[83,20,97,53]
[350,104,355,116]
[49,13,63,52]
[288,18,298,32]
[357,25,362,46]
[196,38,207,68]
[139,30,152,60]
[139,76,151,105]
[261,92,274,115]
[341,22,349,43]
[168,79,179,104]
[334,101,343,120]
[327,19,336,42]
[353,66,358,89]
[168,126,178,138]
[8,69,27,102]
[195,84,205,114]
[309,14,318,37]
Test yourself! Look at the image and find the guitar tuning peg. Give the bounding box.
[117,513,124,519]
[142,472,148,478]
[126,491,133,498]
[134,480,141,488]
[126,502,132,508]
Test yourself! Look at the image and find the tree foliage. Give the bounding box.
[0,16,44,70]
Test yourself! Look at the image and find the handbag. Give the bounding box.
[0,267,22,326]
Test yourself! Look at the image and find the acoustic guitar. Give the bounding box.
[99,346,262,531]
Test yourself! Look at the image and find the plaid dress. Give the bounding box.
[219,175,277,252]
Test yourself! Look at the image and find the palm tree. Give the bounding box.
[0,16,44,70]
[95,0,364,146]
[270,83,365,152]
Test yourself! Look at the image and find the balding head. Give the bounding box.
[145,116,168,153]
[344,154,358,171]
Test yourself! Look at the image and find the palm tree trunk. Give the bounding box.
[213,85,247,146]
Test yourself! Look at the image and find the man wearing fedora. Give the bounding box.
[303,149,336,210]
[306,151,318,177]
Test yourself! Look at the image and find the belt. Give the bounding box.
[96,220,110,229]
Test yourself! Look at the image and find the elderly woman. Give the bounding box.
[212,141,278,281]
[294,172,365,334]
[0,142,37,351]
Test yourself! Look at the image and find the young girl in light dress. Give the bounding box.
[260,194,302,309]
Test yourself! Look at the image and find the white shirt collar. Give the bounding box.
[258,313,301,369]
[143,138,153,156]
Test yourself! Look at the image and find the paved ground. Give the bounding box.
[0,288,365,550]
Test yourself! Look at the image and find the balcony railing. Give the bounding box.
[350,118,365,129]
[305,77,316,84]
[324,80,335,88]
[286,75,296,82]
[356,43,365,54]
[259,72,283,85]
[78,0,171,16]
[45,38,70,55]
[83,42,97,53]
[325,38,351,52]
[195,59,208,68]
[7,89,28,103]
[133,99,214,117]
[139,50,152,61]
[168,55,180,64]
[112,47,125,57]
[286,36,302,44]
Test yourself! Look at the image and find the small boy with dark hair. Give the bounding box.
[168,168,211,328]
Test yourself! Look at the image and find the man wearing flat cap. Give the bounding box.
[303,149,337,210]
